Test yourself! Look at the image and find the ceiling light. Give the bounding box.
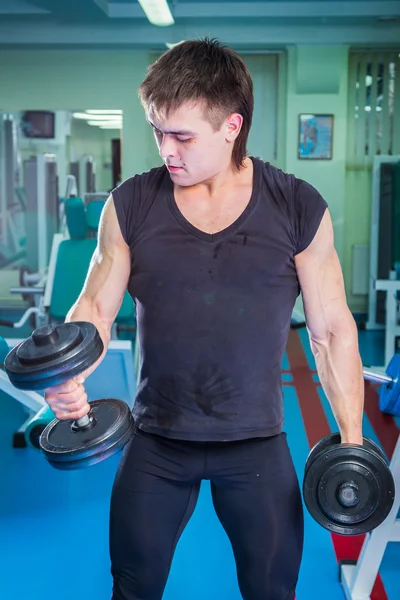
[98,124,123,129]
[86,110,123,115]
[73,112,122,121]
[138,0,174,27]
[87,120,123,127]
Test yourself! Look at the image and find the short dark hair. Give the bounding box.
[138,38,254,170]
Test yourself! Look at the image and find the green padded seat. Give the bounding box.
[50,238,97,321]
[50,198,135,326]
[86,200,105,232]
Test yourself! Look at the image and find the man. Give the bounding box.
[45,39,364,600]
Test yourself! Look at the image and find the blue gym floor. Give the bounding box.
[0,326,399,600]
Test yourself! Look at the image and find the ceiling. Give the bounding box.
[0,0,399,48]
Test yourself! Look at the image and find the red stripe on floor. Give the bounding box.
[286,329,331,449]
[286,330,389,600]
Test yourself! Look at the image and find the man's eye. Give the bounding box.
[177,137,191,143]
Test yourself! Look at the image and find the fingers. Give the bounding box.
[45,375,85,396]
[52,396,90,421]
[44,378,90,421]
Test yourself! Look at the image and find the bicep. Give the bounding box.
[81,196,131,323]
[294,209,354,341]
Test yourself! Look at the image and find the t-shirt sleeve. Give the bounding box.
[111,175,141,247]
[111,166,167,248]
[292,179,328,254]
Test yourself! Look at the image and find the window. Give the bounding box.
[348,51,400,160]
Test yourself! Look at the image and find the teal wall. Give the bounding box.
[0,50,150,178]
[0,45,398,312]
[286,46,349,261]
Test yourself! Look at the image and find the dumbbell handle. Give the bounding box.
[76,414,91,428]
[363,367,394,386]
[72,411,96,431]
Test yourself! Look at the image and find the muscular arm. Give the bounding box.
[66,195,131,370]
[294,209,364,445]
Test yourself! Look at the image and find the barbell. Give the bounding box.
[363,353,400,415]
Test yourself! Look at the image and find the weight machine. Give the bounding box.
[366,156,400,368]
[367,155,400,331]
[0,113,26,268]
[23,153,59,275]
[69,154,96,197]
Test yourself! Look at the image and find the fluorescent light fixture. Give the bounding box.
[98,124,123,129]
[87,121,123,127]
[137,0,174,27]
[73,112,122,121]
[86,110,123,115]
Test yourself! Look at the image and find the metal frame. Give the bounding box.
[37,153,57,275]
[375,279,400,367]
[0,113,24,257]
[340,434,400,599]
[0,368,46,413]
[43,232,64,310]
[367,154,400,330]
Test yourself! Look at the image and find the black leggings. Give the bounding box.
[110,429,303,600]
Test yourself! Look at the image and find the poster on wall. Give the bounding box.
[298,114,334,160]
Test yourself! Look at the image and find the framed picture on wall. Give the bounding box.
[298,113,334,160]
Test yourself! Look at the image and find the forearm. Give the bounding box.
[310,321,364,445]
[65,295,113,376]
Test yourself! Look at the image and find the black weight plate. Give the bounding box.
[303,445,395,535]
[39,399,134,470]
[4,322,103,390]
[305,433,388,474]
[305,433,341,474]
[16,323,82,365]
[28,424,48,450]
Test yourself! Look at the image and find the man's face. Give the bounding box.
[147,101,241,186]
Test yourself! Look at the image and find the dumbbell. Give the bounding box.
[303,433,395,535]
[363,354,400,415]
[4,322,134,470]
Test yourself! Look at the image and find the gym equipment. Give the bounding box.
[40,398,133,469]
[303,433,395,536]
[0,335,9,366]
[363,355,400,415]
[24,405,55,450]
[70,155,96,196]
[4,322,135,470]
[0,113,26,268]
[23,153,59,274]
[367,155,400,331]
[5,321,103,390]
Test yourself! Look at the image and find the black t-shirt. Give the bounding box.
[112,157,327,441]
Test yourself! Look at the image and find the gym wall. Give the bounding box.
[0,46,399,312]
